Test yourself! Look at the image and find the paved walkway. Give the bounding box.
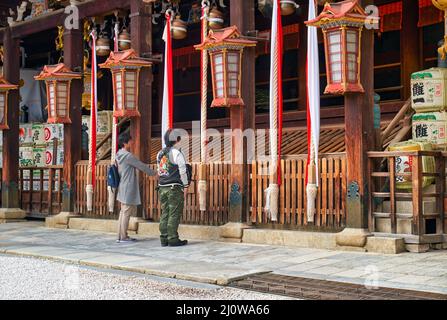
[1,222,447,295]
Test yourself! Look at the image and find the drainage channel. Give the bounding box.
[229,273,447,300]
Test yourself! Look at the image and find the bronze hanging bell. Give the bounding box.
[208,7,224,30]
[171,16,188,40]
[280,0,299,16]
[96,34,111,56]
[118,28,131,51]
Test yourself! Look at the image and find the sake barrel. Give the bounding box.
[412,111,447,147]
[388,140,435,190]
[411,68,447,113]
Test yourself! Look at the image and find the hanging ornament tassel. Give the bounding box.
[86,29,98,212]
[264,184,279,222]
[306,139,317,223]
[199,0,210,212]
[305,0,320,224]
[264,0,283,222]
[108,19,120,214]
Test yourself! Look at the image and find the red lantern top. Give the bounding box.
[194,26,256,51]
[306,0,377,95]
[99,49,152,69]
[195,26,256,107]
[0,76,18,91]
[34,63,81,81]
[306,0,368,28]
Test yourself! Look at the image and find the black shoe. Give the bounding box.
[168,239,188,247]
[161,241,168,247]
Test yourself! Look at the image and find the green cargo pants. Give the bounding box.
[158,185,184,243]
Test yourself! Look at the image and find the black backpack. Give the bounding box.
[185,163,193,185]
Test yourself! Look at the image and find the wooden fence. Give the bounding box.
[18,166,64,217]
[73,154,347,229]
[143,162,231,225]
[75,160,110,216]
[250,154,347,230]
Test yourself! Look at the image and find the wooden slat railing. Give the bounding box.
[74,155,348,230]
[143,162,231,225]
[75,160,110,216]
[18,166,64,216]
[368,151,445,239]
[250,154,347,229]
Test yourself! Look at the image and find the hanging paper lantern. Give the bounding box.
[171,16,188,40]
[35,63,81,124]
[99,49,152,118]
[0,76,18,130]
[195,26,256,107]
[306,0,372,95]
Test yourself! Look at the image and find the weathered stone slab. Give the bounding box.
[242,229,337,249]
[365,236,406,254]
[0,208,26,220]
[68,218,118,233]
[138,222,221,240]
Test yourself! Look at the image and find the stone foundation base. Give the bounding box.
[219,222,251,241]
[138,222,221,240]
[335,228,371,248]
[242,229,337,249]
[365,236,406,254]
[44,216,446,254]
[0,208,26,223]
[406,243,431,253]
[46,212,80,229]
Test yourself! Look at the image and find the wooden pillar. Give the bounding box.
[130,0,152,162]
[1,28,21,210]
[228,0,255,223]
[401,0,422,100]
[130,0,152,216]
[61,26,83,213]
[344,0,377,230]
[298,0,309,111]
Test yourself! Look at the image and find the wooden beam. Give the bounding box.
[401,0,422,100]
[130,0,152,217]
[61,26,83,213]
[344,0,377,229]
[228,0,256,223]
[130,0,152,162]
[0,0,130,41]
[1,27,20,208]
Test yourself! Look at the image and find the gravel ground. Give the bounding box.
[0,254,290,300]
